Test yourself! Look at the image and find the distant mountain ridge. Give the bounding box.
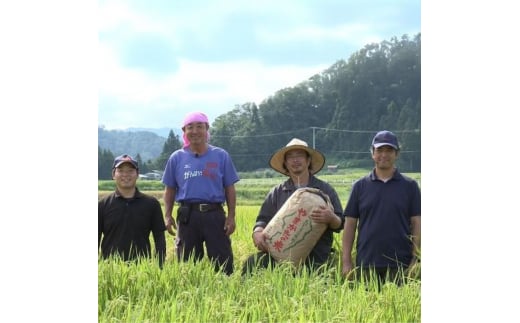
[125,127,182,138]
[98,127,181,162]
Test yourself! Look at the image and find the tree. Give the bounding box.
[98,33,421,173]
[153,130,182,170]
[135,153,148,174]
[98,146,114,179]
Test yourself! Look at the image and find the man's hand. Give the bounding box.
[252,228,268,252]
[342,260,356,281]
[165,216,176,236]
[224,216,236,236]
[406,258,421,279]
[311,205,337,225]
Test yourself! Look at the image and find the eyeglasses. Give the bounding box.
[285,153,307,161]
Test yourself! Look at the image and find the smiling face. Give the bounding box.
[112,163,138,190]
[371,145,398,170]
[284,149,311,176]
[183,122,208,146]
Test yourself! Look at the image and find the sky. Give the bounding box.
[98,0,421,130]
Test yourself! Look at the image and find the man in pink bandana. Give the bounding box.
[162,111,240,275]
[180,112,211,148]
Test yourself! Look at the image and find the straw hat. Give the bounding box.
[269,138,325,176]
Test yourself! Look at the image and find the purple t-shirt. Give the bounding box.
[162,145,240,203]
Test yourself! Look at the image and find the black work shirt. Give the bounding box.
[254,175,344,267]
[98,188,166,267]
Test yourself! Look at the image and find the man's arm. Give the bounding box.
[98,200,104,248]
[410,215,421,263]
[163,186,177,235]
[152,199,167,268]
[153,230,166,268]
[321,185,345,231]
[224,185,236,236]
[342,217,358,279]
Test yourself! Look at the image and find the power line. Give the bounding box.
[311,126,420,133]
[331,150,420,154]
[212,128,307,138]
[212,127,420,138]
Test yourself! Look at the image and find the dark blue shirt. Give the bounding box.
[344,169,421,268]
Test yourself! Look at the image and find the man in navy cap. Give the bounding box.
[98,154,167,268]
[341,131,421,286]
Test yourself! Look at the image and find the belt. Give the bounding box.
[182,202,222,213]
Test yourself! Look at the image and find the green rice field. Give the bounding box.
[98,170,421,322]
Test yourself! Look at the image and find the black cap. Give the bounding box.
[112,154,138,169]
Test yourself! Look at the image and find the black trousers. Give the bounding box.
[176,206,233,275]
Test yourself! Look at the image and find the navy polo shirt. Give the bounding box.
[344,169,421,268]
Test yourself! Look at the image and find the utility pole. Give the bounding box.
[311,126,317,149]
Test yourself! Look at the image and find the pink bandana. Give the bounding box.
[182,112,210,148]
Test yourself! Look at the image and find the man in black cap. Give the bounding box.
[341,130,421,286]
[98,154,167,268]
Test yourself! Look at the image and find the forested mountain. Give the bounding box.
[211,33,420,172]
[98,129,183,179]
[125,127,180,138]
[98,127,167,162]
[98,33,420,178]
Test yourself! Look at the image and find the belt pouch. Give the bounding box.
[177,204,191,224]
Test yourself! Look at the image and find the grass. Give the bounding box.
[99,211,421,323]
[99,169,421,322]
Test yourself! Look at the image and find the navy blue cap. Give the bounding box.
[372,130,399,150]
[112,154,138,169]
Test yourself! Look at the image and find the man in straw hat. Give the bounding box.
[241,138,344,275]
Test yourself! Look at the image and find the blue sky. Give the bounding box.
[99,0,421,130]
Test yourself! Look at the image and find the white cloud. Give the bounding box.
[258,22,373,44]
[98,49,327,129]
[98,0,420,129]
